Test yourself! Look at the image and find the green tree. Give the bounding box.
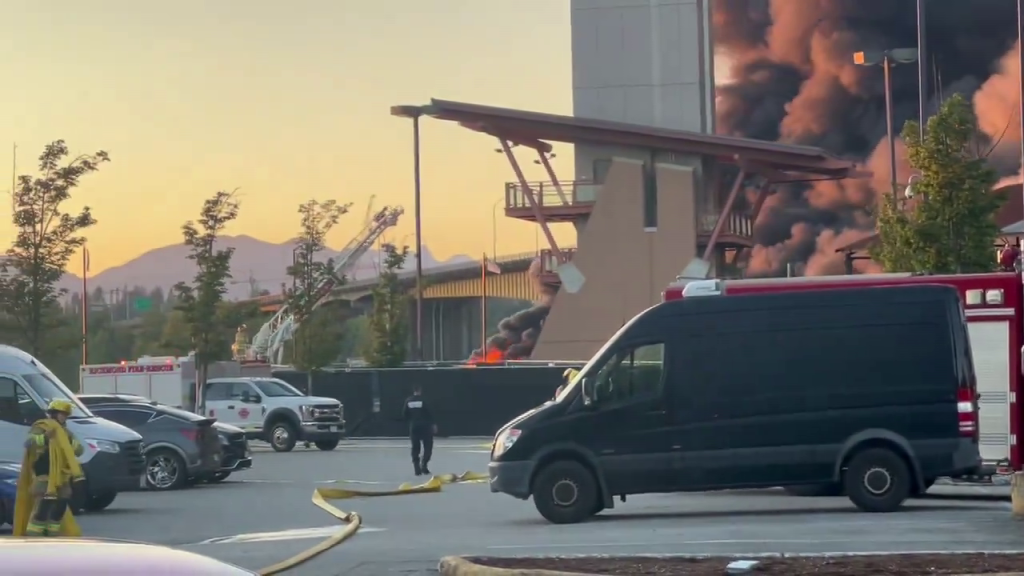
[0,140,107,357]
[872,94,1003,273]
[284,199,350,374]
[338,315,369,361]
[363,243,410,368]
[173,191,240,410]
[292,309,342,393]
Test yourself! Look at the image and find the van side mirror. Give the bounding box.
[581,377,595,406]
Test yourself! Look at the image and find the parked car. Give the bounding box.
[1,537,257,574]
[79,394,252,483]
[489,284,983,524]
[0,460,17,527]
[82,401,222,491]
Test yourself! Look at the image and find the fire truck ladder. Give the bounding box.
[250,206,404,364]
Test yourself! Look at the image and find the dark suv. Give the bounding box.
[78,394,252,484]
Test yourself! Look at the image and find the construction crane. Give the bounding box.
[248,205,404,364]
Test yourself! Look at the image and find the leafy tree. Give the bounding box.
[173,191,240,411]
[291,309,342,394]
[363,243,410,368]
[0,140,107,357]
[284,199,350,375]
[873,94,1002,274]
[338,315,369,361]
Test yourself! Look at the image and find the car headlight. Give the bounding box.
[218,435,229,445]
[492,428,521,458]
[84,439,120,454]
[299,405,314,420]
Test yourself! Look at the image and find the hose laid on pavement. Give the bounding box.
[257,471,487,575]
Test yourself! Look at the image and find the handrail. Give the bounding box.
[505,181,600,210]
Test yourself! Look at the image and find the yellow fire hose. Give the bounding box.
[257,471,488,575]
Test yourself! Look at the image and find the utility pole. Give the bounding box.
[10,143,15,216]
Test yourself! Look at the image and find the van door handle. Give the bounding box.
[227,405,236,409]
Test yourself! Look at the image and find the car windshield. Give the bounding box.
[253,379,303,398]
[22,372,93,418]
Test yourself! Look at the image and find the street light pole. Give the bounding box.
[883,55,898,208]
[917,0,927,139]
[412,114,424,361]
[390,104,430,361]
[853,48,918,209]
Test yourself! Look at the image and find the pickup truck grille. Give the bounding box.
[121,440,146,475]
[312,404,342,423]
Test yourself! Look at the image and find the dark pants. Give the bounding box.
[410,426,434,467]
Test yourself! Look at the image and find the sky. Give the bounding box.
[0,0,583,274]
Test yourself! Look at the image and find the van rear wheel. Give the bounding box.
[532,460,598,525]
[843,448,911,513]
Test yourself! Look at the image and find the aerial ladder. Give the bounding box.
[248,206,404,364]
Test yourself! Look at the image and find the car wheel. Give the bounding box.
[531,460,599,525]
[843,448,911,513]
[84,490,117,512]
[146,450,187,491]
[783,483,843,497]
[270,422,297,452]
[315,439,339,451]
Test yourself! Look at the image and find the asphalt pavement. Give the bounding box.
[15,439,1024,575]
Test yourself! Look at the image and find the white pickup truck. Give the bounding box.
[203,377,344,452]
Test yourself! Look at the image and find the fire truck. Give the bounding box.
[664,272,1019,481]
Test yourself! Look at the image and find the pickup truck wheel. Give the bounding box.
[844,448,911,513]
[146,450,187,491]
[269,422,297,452]
[315,439,339,451]
[84,490,117,512]
[532,460,598,525]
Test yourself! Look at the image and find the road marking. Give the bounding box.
[197,525,387,545]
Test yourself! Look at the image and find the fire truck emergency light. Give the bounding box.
[681,279,723,298]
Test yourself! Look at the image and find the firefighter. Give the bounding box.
[13,399,86,537]
[555,367,579,398]
[402,385,436,476]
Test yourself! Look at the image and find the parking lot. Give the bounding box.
[10,439,1024,575]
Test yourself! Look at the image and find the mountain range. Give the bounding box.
[58,235,473,300]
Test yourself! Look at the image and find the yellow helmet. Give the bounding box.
[563,368,579,380]
[47,399,73,415]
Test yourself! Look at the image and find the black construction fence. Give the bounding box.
[272,365,582,438]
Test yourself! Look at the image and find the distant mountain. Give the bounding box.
[58,235,473,300]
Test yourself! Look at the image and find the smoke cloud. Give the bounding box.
[469,258,557,362]
[715,0,1021,276]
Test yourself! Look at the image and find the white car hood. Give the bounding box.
[273,396,340,406]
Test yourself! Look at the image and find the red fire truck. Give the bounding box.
[664,272,1020,480]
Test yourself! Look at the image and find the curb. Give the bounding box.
[438,556,592,576]
[435,556,1024,576]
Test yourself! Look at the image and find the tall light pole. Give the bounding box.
[390,105,425,360]
[854,48,919,208]
[917,0,927,139]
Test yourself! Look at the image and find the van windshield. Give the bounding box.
[555,317,638,402]
[21,372,94,419]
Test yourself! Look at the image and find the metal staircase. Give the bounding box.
[249,206,404,364]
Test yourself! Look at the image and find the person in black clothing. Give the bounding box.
[402,385,436,476]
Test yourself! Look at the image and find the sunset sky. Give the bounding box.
[0,0,582,274]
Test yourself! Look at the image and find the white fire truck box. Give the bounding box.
[80,357,186,407]
[80,356,273,410]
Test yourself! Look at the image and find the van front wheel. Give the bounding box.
[843,448,911,513]
[532,460,599,525]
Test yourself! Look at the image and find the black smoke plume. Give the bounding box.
[715,0,1022,275]
[469,258,556,362]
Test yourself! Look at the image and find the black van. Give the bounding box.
[487,285,982,524]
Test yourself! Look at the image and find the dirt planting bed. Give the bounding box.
[470,553,1024,575]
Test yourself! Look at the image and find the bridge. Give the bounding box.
[240,251,551,361]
